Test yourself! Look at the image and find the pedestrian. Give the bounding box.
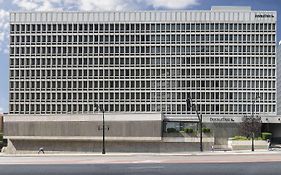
[38,147,45,154]
[267,139,271,151]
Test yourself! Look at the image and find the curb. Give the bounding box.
[1,150,280,157]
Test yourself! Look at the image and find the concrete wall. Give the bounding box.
[205,123,240,145]
[3,113,165,153]
[4,113,162,140]
[5,121,161,138]
[229,140,268,150]
[6,139,214,153]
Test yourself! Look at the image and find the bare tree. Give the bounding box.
[239,115,262,138]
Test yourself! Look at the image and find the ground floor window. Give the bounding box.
[163,121,198,133]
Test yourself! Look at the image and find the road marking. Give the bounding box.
[130,160,163,164]
[129,166,164,170]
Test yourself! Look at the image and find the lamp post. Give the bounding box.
[251,96,260,152]
[94,103,105,154]
[186,96,203,152]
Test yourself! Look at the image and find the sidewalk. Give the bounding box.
[1,149,280,157]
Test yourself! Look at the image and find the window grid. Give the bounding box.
[9,22,276,115]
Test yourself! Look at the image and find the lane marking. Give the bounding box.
[128,166,164,170]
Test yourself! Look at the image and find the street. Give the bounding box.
[0,152,281,174]
[0,162,281,175]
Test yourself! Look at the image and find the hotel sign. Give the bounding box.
[255,14,274,18]
[210,117,235,122]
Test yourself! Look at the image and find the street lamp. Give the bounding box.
[251,96,260,152]
[94,103,105,154]
[186,95,203,152]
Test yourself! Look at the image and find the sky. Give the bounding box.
[0,0,281,113]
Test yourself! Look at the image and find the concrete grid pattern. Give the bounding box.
[9,7,277,118]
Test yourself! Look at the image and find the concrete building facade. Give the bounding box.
[5,6,279,153]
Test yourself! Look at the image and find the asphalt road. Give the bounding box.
[0,162,281,175]
[0,153,281,175]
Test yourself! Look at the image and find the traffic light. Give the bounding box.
[186,98,191,109]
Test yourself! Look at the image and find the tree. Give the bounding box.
[239,115,262,138]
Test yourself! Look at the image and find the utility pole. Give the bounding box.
[251,96,260,152]
[94,103,106,154]
[186,96,203,152]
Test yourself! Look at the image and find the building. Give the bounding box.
[277,42,281,115]
[5,6,278,153]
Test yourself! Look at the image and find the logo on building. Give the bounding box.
[210,117,235,122]
[255,14,274,18]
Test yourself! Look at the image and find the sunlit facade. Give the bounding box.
[9,7,277,120]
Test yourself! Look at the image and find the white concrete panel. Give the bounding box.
[150,12,155,21]
[210,12,214,21]
[206,12,210,20]
[244,12,249,21]
[89,12,94,21]
[230,12,233,21]
[57,12,62,22]
[129,12,135,21]
[47,13,51,22]
[62,13,67,21]
[224,12,229,20]
[135,12,140,21]
[181,12,186,21]
[239,12,243,21]
[196,12,200,21]
[31,13,36,22]
[94,12,98,21]
[220,12,224,20]
[41,13,47,21]
[10,13,14,22]
[171,12,176,21]
[176,12,181,21]
[51,13,56,22]
[16,14,21,22]
[83,12,87,21]
[185,12,189,21]
[156,12,160,21]
[234,12,238,21]
[74,13,78,21]
[120,12,124,21]
[140,12,145,21]
[202,12,206,21]
[215,12,219,21]
[166,12,171,21]
[78,13,83,21]
[115,12,119,21]
[20,13,25,22]
[250,12,255,21]
[125,12,130,21]
[104,12,109,22]
[145,12,150,21]
[14,13,18,22]
[191,12,196,21]
[10,9,278,23]
[67,13,73,22]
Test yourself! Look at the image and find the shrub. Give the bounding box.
[202,127,211,133]
[166,128,178,133]
[261,132,272,140]
[184,128,194,133]
[232,136,249,140]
